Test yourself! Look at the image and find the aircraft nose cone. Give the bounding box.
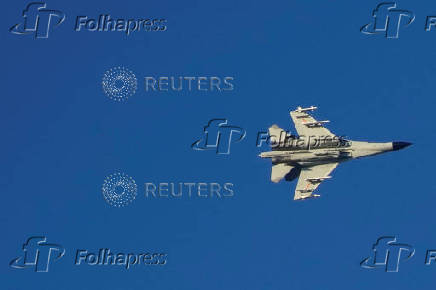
[392,141,412,151]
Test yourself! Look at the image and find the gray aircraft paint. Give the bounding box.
[259,106,411,200]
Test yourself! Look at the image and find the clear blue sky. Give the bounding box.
[1,0,436,289]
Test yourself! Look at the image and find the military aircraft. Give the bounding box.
[259,106,411,200]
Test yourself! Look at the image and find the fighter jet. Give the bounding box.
[259,106,411,200]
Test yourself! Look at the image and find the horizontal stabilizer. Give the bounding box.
[271,163,294,183]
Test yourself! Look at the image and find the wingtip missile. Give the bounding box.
[294,106,318,113]
[296,193,321,200]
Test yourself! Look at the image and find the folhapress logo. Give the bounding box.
[360,236,415,272]
[75,16,166,35]
[192,119,246,155]
[75,249,167,269]
[10,3,167,39]
[361,2,415,38]
[10,2,65,38]
[10,237,167,272]
[10,236,65,272]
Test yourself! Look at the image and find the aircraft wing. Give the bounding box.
[290,110,334,137]
[294,163,338,200]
